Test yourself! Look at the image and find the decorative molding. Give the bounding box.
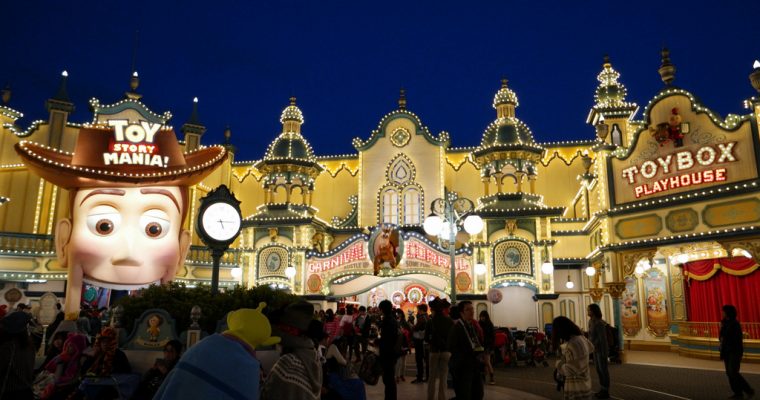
[605,281,626,299]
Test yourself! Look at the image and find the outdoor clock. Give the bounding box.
[196,185,242,246]
[196,185,242,293]
[200,202,241,242]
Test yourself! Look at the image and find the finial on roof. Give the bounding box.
[224,125,232,144]
[1,83,11,105]
[52,70,71,102]
[290,96,297,106]
[750,60,760,94]
[658,47,676,86]
[501,78,508,88]
[398,88,406,109]
[125,70,143,100]
[187,97,201,125]
[603,54,610,66]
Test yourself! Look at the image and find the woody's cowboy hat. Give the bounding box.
[15,126,226,189]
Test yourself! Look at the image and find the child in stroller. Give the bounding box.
[510,327,549,367]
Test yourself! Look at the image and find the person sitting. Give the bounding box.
[70,327,132,399]
[38,333,88,400]
[132,340,183,399]
[36,331,68,375]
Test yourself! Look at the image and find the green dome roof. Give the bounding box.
[480,118,536,147]
[264,132,316,162]
[493,78,519,108]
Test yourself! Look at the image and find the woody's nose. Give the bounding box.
[111,226,142,266]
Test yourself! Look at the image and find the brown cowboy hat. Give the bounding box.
[15,126,226,189]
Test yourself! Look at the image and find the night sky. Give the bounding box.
[3,1,760,161]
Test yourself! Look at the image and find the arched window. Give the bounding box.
[381,188,399,224]
[403,187,421,224]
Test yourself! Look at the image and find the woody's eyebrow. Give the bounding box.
[140,188,180,212]
[80,189,126,206]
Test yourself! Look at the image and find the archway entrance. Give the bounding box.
[330,273,449,315]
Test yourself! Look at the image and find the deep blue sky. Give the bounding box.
[3,1,760,161]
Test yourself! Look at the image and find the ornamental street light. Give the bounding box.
[423,195,483,303]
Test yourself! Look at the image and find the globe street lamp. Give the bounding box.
[423,196,483,303]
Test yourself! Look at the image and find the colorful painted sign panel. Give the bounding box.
[621,276,641,336]
[610,95,757,205]
[643,268,670,337]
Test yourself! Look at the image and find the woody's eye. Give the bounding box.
[140,214,170,239]
[86,213,121,236]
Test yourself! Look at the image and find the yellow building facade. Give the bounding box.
[2,52,760,358]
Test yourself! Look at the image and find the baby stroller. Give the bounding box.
[493,328,512,366]
[526,327,549,367]
[511,330,534,366]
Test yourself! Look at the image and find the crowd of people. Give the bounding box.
[0,298,754,400]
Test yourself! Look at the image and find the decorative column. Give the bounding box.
[606,281,627,362]
[589,287,605,303]
[482,178,490,196]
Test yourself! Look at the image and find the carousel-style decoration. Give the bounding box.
[472,79,543,195]
[253,97,323,209]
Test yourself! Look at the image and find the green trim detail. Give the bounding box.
[614,213,663,239]
[702,198,760,228]
[665,208,699,233]
[353,111,449,151]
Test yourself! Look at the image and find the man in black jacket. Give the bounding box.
[426,298,453,400]
[448,300,484,400]
[378,300,399,400]
[720,304,754,399]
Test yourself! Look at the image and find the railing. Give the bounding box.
[677,321,760,340]
[0,232,55,255]
[185,245,242,266]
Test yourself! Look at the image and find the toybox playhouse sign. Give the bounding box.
[103,120,170,168]
[611,108,758,205]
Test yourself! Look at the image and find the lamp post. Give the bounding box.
[423,195,483,303]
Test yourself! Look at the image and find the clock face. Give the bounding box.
[201,202,241,242]
[504,247,521,268]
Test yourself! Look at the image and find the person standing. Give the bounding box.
[425,298,453,400]
[448,301,484,400]
[720,304,755,399]
[354,306,369,362]
[377,300,399,400]
[553,316,594,400]
[478,310,496,385]
[587,304,610,399]
[0,312,35,400]
[412,304,429,384]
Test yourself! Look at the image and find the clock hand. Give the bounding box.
[218,219,225,229]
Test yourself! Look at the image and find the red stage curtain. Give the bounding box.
[684,257,760,323]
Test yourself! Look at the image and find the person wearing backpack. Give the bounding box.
[377,300,399,400]
[587,304,610,399]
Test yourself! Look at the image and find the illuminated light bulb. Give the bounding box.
[133,71,139,77]
[230,267,242,279]
[585,266,596,276]
[285,266,296,278]
[474,263,487,275]
[61,70,68,77]
[565,279,574,289]
[518,282,525,287]
[754,60,760,69]
[676,254,689,264]
[193,97,198,103]
[423,215,443,236]
[541,261,554,274]
[635,265,644,275]
[463,215,484,234]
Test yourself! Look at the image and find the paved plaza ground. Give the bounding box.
[365,351,760,400]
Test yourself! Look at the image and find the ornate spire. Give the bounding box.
[398,88,407,109]
[46,71,74,113]
[493,78,518,109]
[280,96,304,127]
[658,47,676,86]
[750,60,760,94]
[594,55,629,108]
[224,125,232,145]
[188,97,201,125]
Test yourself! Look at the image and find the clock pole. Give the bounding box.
[211,247,225,294]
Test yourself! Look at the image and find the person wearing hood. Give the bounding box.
[0,311,35,400]
[262,301,322,400]
[155,303,280,400]
[39,332,88,399]
[553,316,594,400]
